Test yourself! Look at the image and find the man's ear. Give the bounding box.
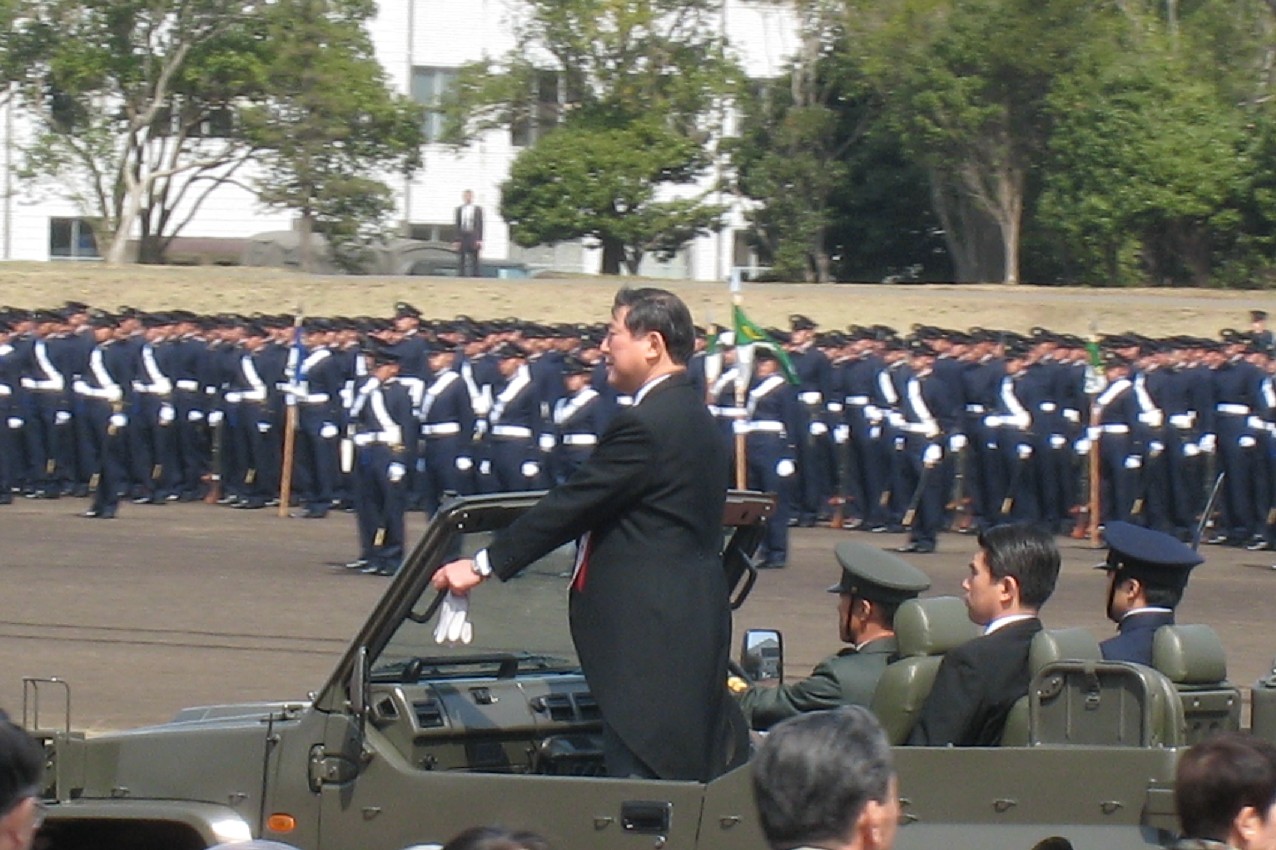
[858,798,891,850]
[1234,804,1263,845]
[998,573,1020,606]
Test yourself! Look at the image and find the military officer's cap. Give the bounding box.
[365,342,401,366]
[562,354,592,376]
[492,341,529,360]
[242,322,268,338]
[790,314,818,331]
[827,542,931,605]
[394,301,422,319]
[1102,350,1130,369]
[907,338,936,357]
[1096,521,1202,592]
[754,345,779,363]
[87,311,116,329]
[422,337,452,356]
[1252,309,1268,322]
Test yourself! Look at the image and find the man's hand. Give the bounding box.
[431,558,485,594]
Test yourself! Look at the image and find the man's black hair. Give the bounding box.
[612,288,695,365]
[977,523,1060,610]
[1176,732,1276,842]
[751,707,893,850]
[0,710,43,818]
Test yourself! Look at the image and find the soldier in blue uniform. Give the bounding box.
[1208,332,1265,545]
[1091,351,1145,525]
[287,321,345,518]
[349,344,415,576]
[894,340,959,553]
[74,312,132,519]
[548,353,613,485]
[745,347,802,568]
[128,314,180,503]
[418,338,477,514]
[480,341,542,493]
[787,314,835,526]
[1095,520,1203,665]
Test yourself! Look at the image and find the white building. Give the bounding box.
[0,0,798,279]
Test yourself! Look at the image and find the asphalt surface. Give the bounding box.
[1,497,1274,733]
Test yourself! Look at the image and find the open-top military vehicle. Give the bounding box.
[19,490,1276,850]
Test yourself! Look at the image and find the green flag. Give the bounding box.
[733,304,799,385]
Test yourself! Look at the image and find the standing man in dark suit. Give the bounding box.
[1095,520,1202,665]
[432,287,744,781]
[906,523,1060,746]
[453,189,483,277]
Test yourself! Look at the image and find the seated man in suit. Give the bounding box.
[736,541,930,730]
[1095,520,1202,665]
[906,523,1060,746]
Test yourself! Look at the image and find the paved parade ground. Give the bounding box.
[0,497,1273,733]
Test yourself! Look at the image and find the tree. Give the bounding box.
[240,0,424,273]
[443,0,738,273]
[847,0,1099,283]
[501,121,724,275]
[7,0,275,264]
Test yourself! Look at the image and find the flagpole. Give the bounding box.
[730,271,748,489]
[278,307,303,518]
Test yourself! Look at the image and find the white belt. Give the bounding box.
[561,434,598,446]
[421,422,462,436]
[746,421,787,435]
[1038,402,1058,413]
[0,385,12,397]
[966,404,986,413]
[490,425,533,438]
[1169,413,1196,429]
[846,395,870,405]
[1218,403,1250,415]
[799,391,822,405]
[714,407,748,419]
[826,402,844,413]
[175,380,199,392]
[1102,424,1131,434]
[298,393,330,405]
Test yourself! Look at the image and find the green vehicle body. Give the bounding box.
[20,491,1276,850]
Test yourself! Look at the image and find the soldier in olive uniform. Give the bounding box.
[736,541,930,730]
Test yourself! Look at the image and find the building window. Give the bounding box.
[49,218,100,260]
[411,66,458,143]
[511,70,575,147]
[408,222,459,244]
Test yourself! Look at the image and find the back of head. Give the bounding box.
[751,707,894,850]
[977,524,1060,610]
[1175,732,1276,842]
[612,288,694,366]
[440,826,551,850]
[0,712,42,819]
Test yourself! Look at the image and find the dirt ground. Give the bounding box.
[0,496,1272,734]
[1,261,1275,337]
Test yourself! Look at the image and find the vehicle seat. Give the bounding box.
[1152,624,1241,743]
[1024,654,1186,748]
[1000,628,1102,746]
[869,596,980,744]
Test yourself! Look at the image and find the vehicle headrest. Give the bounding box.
[1029,628,1102,673]
[1153,624,1228,685]
[894,596,979,658]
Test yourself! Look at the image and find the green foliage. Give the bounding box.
[500,121,724,275]
[242,0,424,272]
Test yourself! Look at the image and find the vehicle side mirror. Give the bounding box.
[741,629,783,683]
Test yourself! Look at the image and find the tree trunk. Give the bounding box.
[106,185,143,265]
[299,213,315,274]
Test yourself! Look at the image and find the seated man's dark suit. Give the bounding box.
[1099,609,1174,665]
[906,617,1041,746]
[739,635,897,730]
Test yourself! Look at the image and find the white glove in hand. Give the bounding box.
[208,410,225,427]
[433,592,473,645]
[923,444,942,466]
[387,461,406,483]
[948,434,968,452]
[1016,443,1032,460]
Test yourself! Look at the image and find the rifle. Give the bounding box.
[1192,471,1226,550]
[902,445,940,528]
[828,423,855,529]
[203,416,223,504]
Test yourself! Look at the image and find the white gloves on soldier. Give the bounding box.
[434,592,473,645]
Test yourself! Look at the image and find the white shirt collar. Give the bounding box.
[633,372,674,406]
[984,613,1036,635]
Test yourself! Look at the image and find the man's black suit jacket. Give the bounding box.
[485,371,740,780]
[907,617,1042,746]
[1100,609,1174,666]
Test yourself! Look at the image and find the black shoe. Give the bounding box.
[343,559,368,570]
[1246,538,1272,552]
[80,509,100,518]
[896,542,935,554]
[70,485,89,498]
[867,524,889,533]
[360,564,383,574]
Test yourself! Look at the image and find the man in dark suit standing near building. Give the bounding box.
[453,189,483,277]
[432,287,744,781]
[906,523,1060,746]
